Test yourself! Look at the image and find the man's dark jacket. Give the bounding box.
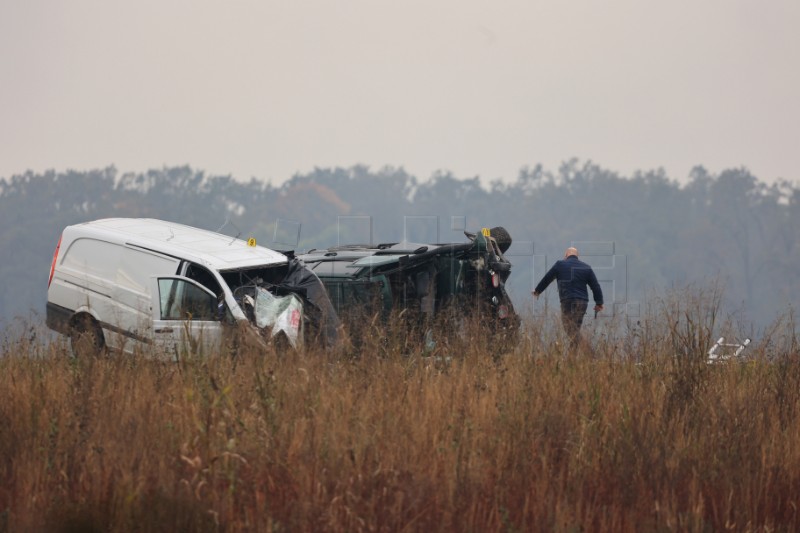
[535,256,603,304]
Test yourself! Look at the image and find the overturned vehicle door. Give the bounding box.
[298,226,519,348]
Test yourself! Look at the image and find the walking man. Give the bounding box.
[532,247,603,351]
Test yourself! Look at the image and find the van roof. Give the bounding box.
[70,218,287,270]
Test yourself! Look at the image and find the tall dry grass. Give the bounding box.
[1,293,799,532]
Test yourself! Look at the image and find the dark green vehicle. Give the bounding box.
[297,227,520,348]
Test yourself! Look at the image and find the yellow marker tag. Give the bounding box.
[481,227,491,237]
[247,237,257,247]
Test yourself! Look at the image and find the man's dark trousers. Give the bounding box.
[561,298,588,348]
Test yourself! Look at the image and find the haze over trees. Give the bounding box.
[0,162,796,331]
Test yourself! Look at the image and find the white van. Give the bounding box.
[46,218,335,357]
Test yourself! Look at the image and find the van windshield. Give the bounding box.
[220,264,290,295]
[219,264,292,325]
[219,260,340,349]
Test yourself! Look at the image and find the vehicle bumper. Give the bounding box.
[46,302,73,335]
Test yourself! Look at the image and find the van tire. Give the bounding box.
[70,315,106,358]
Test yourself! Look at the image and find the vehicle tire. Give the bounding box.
[70,315,106,358]
[490,226,512,254]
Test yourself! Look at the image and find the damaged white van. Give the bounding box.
[46,218,339,358]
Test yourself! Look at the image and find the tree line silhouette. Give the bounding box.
[1,161,796,330]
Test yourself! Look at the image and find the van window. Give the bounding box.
[158,278,216,321]
[185,263,223,297]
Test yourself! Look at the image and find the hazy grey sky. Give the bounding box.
[1,0,798,185]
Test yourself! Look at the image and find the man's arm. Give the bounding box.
[587,268,603,307]
[532,262,559,297]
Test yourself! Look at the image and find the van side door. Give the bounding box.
[150,276,223,359]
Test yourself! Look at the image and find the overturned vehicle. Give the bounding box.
[297,227,520,349]
[46,218,339,357]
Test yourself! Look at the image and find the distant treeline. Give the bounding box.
[1,161,797,329]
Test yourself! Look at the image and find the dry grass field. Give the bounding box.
[1,296,799,532]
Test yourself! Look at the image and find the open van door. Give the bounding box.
[150,276,224,359]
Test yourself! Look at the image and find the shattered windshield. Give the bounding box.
[253,287,304,348]
[216,260,340,349]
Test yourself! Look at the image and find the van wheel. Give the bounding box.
[70,316,106,358]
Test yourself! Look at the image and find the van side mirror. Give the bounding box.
[217,299,236,324]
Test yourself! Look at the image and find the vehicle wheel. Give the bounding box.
[490,226,512,253]
[70,316,106,358]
